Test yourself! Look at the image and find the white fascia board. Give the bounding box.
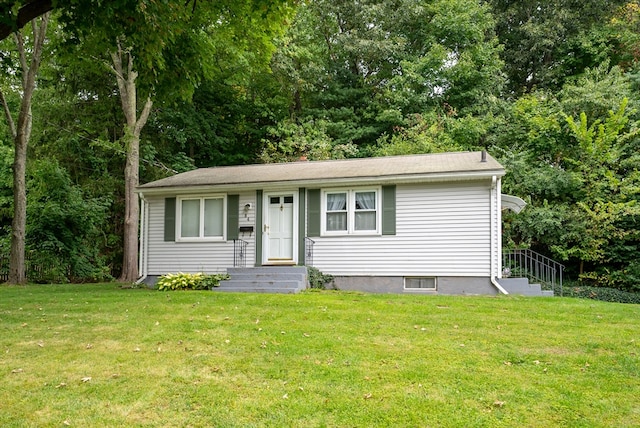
[136,169,505,196]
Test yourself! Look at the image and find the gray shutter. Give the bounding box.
[382,185,396,235]
[227,195,239,240]
[164,197,176,241]
[307,189,321,237]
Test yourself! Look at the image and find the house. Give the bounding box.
[136,151,513,294]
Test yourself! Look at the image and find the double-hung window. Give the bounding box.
[177,195,226,241]
[322,188,380,235]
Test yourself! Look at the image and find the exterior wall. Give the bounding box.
[333,276,498,295]
[310,181,492,277]
[143,192,256,275]
[141,179,500,296]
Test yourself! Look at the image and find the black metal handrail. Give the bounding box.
[233,239,248,267]
[304,237,315,267]
[503,249,564,296]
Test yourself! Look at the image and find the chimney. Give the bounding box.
[481,150,487,163]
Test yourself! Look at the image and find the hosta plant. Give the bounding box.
[156,272,229,291]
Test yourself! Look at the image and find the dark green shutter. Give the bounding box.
[227,195,239,240]
[255,190,263,266]
[382,185,396,235]
[298,188,306,263]
[164,197,176,241]
[307,189,321,237]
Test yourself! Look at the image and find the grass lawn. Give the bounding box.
[1,283,638,427]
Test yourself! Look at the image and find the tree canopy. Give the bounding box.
[0,0,639,290]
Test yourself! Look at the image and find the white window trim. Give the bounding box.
[176,194,227,242]
[321,187,381,236]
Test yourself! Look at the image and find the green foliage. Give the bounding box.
[24,251,69,284]
[565,285,640,304]
[306,266,335,290]
[2,0,640,295]
[497,65,640,290]
[560,63,633,119]
[372,113,465,157]
[607,2,640,68]
[25,159,113,282]
[57,1,295,101]
[269,0,504,152]
[156,272,229,291]
[259,118,357,162]
[487,0,628,93]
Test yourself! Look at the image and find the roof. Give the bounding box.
[137,151,504,193]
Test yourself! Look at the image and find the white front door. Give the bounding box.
[263,192,297,264]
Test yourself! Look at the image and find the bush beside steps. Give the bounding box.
[156,272,230,291]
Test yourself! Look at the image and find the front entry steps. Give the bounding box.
[497,278,554,296]
[215,266,308,294]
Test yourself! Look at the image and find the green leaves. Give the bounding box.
[498,66,640,289]
[156,272,229,291]
[269,0,503,151]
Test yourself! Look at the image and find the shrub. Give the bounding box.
[307,266,335,290]
[565,285,640,304]
[156,272,229,291]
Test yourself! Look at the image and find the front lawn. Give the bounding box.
[1,284,638,427]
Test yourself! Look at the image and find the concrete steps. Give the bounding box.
[497,277,554,296]
[215,266,308,294]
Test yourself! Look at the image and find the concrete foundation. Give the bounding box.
[142,273,500,295]
[332,276,499,295]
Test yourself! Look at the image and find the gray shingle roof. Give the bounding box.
[138,151,504,192]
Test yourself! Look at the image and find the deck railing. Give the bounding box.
[503,249,564,296]
[233,239,248,268]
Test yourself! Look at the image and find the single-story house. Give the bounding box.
[136,151,516,294]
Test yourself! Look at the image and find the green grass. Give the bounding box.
[1,284,639,427]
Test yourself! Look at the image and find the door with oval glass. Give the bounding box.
[263,192,296,264]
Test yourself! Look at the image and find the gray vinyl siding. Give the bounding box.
[310,181,492,277]
[145,192,256,275]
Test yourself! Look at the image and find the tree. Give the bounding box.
[108,42,152,282]
[563,99,640,278]
[270,0,503,152]
[496,66,640,290]
[61,1,294,282]
[0,12,50,284]
[487,0,628,94]
[0,0,52,41]
[25,158,111,282]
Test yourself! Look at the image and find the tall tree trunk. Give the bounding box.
[110,43,152,283]
[1,15,50,285]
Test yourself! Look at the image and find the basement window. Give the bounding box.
[404,277,437,291]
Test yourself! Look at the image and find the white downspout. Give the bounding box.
[135,193,148,285]
[490,175,508,295]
